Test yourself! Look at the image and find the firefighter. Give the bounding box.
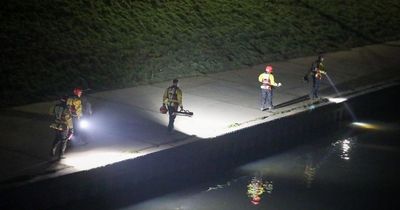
[67,87,92,144]
[258,65,282,111]
[308,54,327,99]
[162,79,183,132]
[49,96,73,159]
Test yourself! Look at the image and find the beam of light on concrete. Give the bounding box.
[327,97,347,103]
[176,117,219,139]
[62,150,140,170]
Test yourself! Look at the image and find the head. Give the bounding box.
[265,65,273,73]
[172,78,179,86]
[73,87,82,97]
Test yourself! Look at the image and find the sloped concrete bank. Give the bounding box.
[1,84,398,210]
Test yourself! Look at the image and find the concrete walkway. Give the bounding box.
[1,41,399,188]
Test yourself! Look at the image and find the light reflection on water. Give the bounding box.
[332,138,355,161]
[246,176,273,205]
[122,124,400,210]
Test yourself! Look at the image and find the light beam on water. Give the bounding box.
[325,74,357,121]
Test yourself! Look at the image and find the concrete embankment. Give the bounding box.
[0,83,398,210]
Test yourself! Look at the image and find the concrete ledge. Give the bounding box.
[1,84,398,210]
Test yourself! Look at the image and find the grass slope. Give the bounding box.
[1,0,400,106]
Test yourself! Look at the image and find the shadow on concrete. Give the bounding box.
[0,109,50,122]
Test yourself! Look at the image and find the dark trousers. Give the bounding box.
[311,77,320,99]
[260,88,273,109]
[51,129,69,158]
[167,105,178,131]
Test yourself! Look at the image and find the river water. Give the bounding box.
[121,119,400,210]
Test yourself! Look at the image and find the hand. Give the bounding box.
[180,106,184,111]
[277,83,282,87]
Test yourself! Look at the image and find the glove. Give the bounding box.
[180,106,184,111]
[277,83,282,87]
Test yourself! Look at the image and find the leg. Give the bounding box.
[267,89,273,109]
[58,129,69,159]
[167,105,177,132]
[260,89,267,110]
[59,139,68,159]
[312,78,320,99]
[311,78,316,99]
[51,131,61,157]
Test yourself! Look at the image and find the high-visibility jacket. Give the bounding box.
[66,96,82,118]
[163,85,183,107]
[258,73,278,89]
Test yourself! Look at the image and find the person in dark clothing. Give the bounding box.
[49,96,73,159]
[305,55,327,99]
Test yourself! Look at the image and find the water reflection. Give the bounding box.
[246,176,273,205]
[303,137,355,188]
[303,161,316,188]
[332,137,355,161]
[118,122,398,210]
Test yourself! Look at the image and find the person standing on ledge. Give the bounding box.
[162,79,183,132]
[49,96,73,159]
[258,65,282,111]
[307,54,327,99]
[67,87,91,144]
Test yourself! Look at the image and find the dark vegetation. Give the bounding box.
[1,0,400,106]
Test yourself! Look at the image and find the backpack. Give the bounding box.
[304,61,318,82]
[49,102,68,130]
[54,104,66,120]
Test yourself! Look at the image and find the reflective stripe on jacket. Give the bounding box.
[258,73,278,89]
[163,85,182,107]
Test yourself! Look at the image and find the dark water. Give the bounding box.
[120,120,400,210]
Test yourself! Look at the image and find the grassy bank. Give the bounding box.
[1,0,400,106]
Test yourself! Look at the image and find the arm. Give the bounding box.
[162,88,168,105]
[177,88,183,109]
[258,73,264,83]
[269,75,281,87]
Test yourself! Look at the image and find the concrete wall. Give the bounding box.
[1,84,398,210]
